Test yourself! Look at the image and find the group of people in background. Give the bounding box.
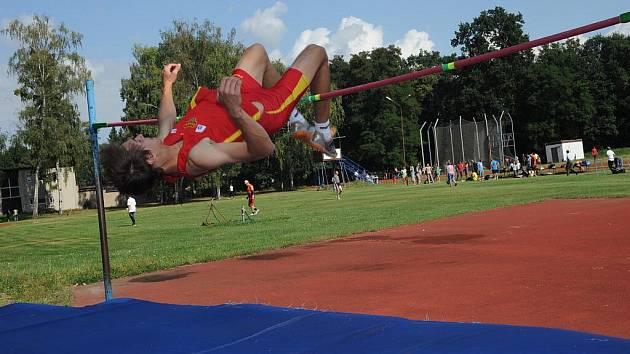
[390,163,442,186]
[387,151,551,187]
[507,152,542,178]
[389,147,620,184]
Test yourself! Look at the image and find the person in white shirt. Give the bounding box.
[606,147,615,171]
[229,183,234,199]
[127,196,137,226]
[331,170,343,200]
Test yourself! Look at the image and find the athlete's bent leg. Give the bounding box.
[289,44,330,125]
[288,44,336,156]
[235,43,281,88]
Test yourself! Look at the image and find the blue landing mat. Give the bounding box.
[1,298,628,354]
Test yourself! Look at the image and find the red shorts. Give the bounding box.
[232,67,310,138]
[248,194,255,208]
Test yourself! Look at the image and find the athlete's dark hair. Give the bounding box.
[100,144,163,195]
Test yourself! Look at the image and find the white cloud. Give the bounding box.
[607,23,630,36]
[394,29,434,57]
[240,1,288,49]
[332,17,383,57]
[290,16,383,61]
[290,27,330,60]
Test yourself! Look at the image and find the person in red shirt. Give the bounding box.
[456,161,464,181]
[244,180,259,215]
[591,146,598,169]
[101,43,335,194]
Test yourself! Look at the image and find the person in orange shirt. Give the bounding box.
[244,179,259,215]
[101,43,335,195]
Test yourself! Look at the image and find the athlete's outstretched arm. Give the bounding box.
[157,63,181,140]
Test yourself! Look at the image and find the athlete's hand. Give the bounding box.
[217,76,243,118]
[162,63,181,85]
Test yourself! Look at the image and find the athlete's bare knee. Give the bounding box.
[305,44,327,60]
[245,43,267,56]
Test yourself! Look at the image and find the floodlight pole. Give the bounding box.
[426,122,433,167]
[459,116,465,163]
[386,95,411,167]
[433,119,440,167]
[86,80,113,301]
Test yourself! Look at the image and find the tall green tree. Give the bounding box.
[2,15,90,217]
[525,40,595,151]
[449,7,532,117]
[582,34,630,147]
[0,132,30,170]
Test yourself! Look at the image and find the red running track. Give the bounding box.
[75,198,630,338]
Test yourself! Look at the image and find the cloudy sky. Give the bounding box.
[0,0,628,137]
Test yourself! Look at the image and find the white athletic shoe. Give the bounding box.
[288,109,337,157]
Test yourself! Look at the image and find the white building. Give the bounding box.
[1,167,126,217]
[544,139,585,163]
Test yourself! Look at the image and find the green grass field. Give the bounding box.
[1,171,630,306]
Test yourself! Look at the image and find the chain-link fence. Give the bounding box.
[422,113,516,167]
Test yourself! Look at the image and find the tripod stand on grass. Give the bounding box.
[201,199,229,226]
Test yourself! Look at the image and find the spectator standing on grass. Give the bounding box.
[532,152,540,175]
[392,168,398,184]
[446,161,457,187]
[464,161,470,179]
[434,164,441,183]
[410,165,416,185]
[401,166,408,185]
[565,150,578,176]
[244,180,259,215]
[477,160,484,181]
[416,162,422,184]
[229,183,234,199]
[606,147,615,170]
[424,164,434,183]
[591,146,598,169]
[511,157,520,177]
[331,170,343,200]
[127,195,137,226]
[491,158,500,180]
[456,161,464,181]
